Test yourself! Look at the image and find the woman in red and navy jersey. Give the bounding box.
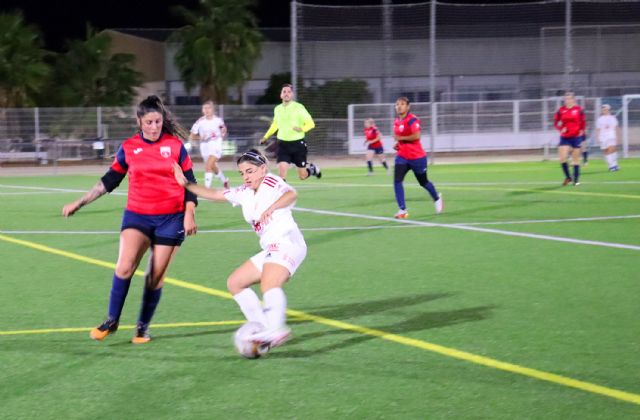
[554,91,587,186]
[363,118,389,175]
[392,97,443,218]
[62,96,198,344]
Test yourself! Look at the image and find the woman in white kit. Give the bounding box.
[189,100,229,188]
[596,104,621,172]
[173,149,305,349]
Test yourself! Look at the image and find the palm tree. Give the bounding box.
[0,13,50,107]
[171,0,263,104]
[44,27,143,107]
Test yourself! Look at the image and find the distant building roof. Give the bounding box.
[110,27,290,42]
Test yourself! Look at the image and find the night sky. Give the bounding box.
[1,0,623,51]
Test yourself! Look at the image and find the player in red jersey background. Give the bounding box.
[363,118,389,175]
[554,91,587,186]
[62,95,198,344]
[392,97,443,218]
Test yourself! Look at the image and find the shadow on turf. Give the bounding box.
[268,293,495,358]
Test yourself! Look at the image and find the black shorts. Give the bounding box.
[277,140,308,168]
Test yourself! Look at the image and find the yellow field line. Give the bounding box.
[1,232,639,406]
[0,320,244,336]
[442,185,640,200]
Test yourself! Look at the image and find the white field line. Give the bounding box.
[295,207,640,252]
[293,180,640,189]
[4,214,640,236]
[0,225,424,235]
[456,214,640,226]
[3,184,639,250]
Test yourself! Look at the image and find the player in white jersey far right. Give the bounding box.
[173,149,306,351]
[189,100,229,188]
[596,104,620,171]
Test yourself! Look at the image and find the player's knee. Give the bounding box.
[115,263,137,279]
[227,276,243,294]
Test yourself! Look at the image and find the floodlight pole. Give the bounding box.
[291,1,298,93]
[563,0,572,90]
[429,0,436,164]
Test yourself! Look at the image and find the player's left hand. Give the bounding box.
[259,206,275,225]
[184,211,197,236]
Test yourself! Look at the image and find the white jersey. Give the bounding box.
[191,116,225,144]
[223,174,305,250]
[596,115,618,141]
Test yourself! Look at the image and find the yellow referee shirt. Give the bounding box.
[263,101,315,142]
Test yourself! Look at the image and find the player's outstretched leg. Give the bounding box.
[90,274,131,341]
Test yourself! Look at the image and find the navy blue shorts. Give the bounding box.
[559,136,584,149]
[395,156,427,174]
[121,209,185,246]
[368,146,384,155]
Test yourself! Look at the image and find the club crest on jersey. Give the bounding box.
[160,146,171,158]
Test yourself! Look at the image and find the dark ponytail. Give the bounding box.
[137,95,189,141]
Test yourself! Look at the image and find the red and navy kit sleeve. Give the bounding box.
[178,144,198,206]
[101,145,128,192]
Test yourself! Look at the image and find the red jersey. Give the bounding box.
[364,126,383,149]
[554,105,586,138]
[394,112,426,160]
[110,132,194,215]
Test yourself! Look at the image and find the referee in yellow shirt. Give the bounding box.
[261,84,322,181]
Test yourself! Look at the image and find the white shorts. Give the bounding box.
[200,141,223,160]
[599,137,616,150]
[250,241,307,276]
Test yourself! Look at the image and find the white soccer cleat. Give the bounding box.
[251,326,292,350]
[434,193,444,214]
[394,209,409,219]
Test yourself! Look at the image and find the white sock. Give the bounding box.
[606,154,614,168]
[233,288,268,326]
[611,152,618,167]
[262,287,287,330]
[216,170,227,186]
[204,172,213,188]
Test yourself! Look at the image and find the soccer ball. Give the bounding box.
[233,321,266,359]
[183,142,192,152]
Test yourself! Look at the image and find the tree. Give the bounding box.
[171,0,263,104]
[301,79,372,119]
[0,13,50,107]
[256,72,294,105]
[42,27,143,107]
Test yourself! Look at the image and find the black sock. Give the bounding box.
[583,151,589,163]
[561,162,571,179]
[107,274,131,322]
[138,287,162,326]
[382,161,389,169]
[367,161,373,172]
[573,165,580,183]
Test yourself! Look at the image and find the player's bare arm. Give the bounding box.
[173,162,226,202]
[62,181,107,217]
[259,190,297,225]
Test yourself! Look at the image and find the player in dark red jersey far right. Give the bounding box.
[62,95,198,344]
[554,91,587,186]
[392,97,443,218]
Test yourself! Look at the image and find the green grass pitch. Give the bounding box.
[0,158,639,419]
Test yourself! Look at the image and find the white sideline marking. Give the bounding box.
[2,183,639,250]
[458,214,640,226]
[294,207,640,252]
[0,225,424,235]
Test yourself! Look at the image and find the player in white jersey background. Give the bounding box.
[596,104,620,171]
[173,149,305,351]
[189,100,229,188]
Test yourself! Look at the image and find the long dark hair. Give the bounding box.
[137,95,189,140]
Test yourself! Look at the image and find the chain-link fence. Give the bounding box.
[293,0,640,104]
